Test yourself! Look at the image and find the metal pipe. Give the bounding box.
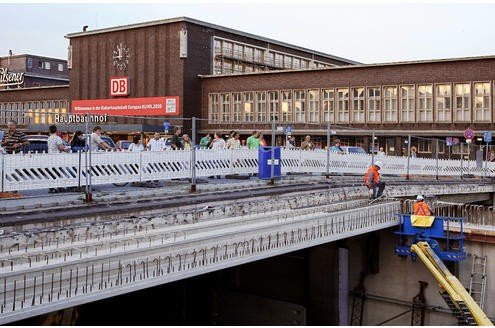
[191,117,197,192]
[371,129,375,166]
[435,139,439,180]
[407,135,411,180]
[270,119,276,185]
[326,123,330,176]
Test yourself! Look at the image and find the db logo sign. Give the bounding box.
[110,77,129,96]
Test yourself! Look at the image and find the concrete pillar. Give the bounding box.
[307,244,348,325]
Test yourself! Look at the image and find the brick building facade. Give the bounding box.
[201,56,495,155]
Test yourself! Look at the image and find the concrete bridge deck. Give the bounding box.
[0,176,494,324]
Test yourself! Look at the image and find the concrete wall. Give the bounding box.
[348,229,495,325]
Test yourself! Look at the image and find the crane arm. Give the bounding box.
[411,242,493,326]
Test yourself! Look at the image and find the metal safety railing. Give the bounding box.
[1,148,495,193]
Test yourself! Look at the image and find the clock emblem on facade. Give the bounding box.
[113,42,130,71]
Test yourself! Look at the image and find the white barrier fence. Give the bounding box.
[1,149,494,192]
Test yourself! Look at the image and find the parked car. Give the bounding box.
[22,135,70,153]
[340,146,367,154]
[82,134,118,151]
[116,140,133,151]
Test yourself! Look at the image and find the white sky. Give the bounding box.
[1,1,495,64]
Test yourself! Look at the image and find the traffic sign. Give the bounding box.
[163,122,170,133]
[484,131,492,143]
[464,128,474,140]
[286,126,292,135]
[453,138,459,145]
[446,137,453,146]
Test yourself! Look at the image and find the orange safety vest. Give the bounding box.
[414,201,431,216]
[364,166,380,186]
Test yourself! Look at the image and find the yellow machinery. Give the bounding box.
[411,241,492,326]
[395,214,492,326]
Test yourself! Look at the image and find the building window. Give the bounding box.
[351,87,365,123]
[223,41,233,57]
[214,59,222,75]
[27,58,33,70]
[254,49,263,63]
[38,61,43,69]
[233,44,243,59]
[454,83,471,122]
[44,62,51,70]
[233,63,243,73]
[400,85,415,122]
[435,84,451,122]
[244,47,253,61]
[294,90,306,123]
[367,87,381,123]
[383,86,397,122]
[437,140,445,154]
[322,89,335,123]
[474,82,491,122]
[337,88,349,123]
[281,91,293,122]
[268,91,279,122]
[223,61,232,74]
[209,94,219,122]
[221,93,231,122]
[293,58,301,69]
[417,85,433,122]
[233,93,242,122]
[308,89,320,123]
[214,39,222,56]
[256,92,266,122]
[418,139,432,154]
[274,53,283,68]
[58,63,64,72]
[284,55,292,69]
[244,92,254,122]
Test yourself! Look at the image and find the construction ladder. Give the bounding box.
[468,255,487,310]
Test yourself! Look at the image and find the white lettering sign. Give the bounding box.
[0,68,25,86]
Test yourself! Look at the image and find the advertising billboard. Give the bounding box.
[72,96,180,116]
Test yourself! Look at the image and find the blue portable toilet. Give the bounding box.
[258,147,281,179]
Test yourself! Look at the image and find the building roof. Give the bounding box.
[199,54,495,79]
[65,16,359,65]
[0,54,66,62]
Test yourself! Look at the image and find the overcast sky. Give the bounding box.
[2,1,495,64]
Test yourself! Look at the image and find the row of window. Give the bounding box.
[27,58,65,72]
[213,37,333,74]
[0,101,69,125]
[208,82,494,124]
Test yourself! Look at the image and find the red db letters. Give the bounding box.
[110,77,129,96]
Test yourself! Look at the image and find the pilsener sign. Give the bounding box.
[0,68,25,87]
[72,96,180,116]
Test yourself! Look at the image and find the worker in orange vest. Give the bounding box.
[364,160,385,199]
[413,195,433,216]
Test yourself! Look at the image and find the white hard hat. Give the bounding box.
[416,195,424,201]
[374,160,383,168]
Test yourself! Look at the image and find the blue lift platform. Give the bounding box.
[394,214,466,262]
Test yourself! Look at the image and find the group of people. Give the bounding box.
[199,131,241,150]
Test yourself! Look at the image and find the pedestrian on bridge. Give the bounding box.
[413,195,433,216]
[364,160,385,199]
